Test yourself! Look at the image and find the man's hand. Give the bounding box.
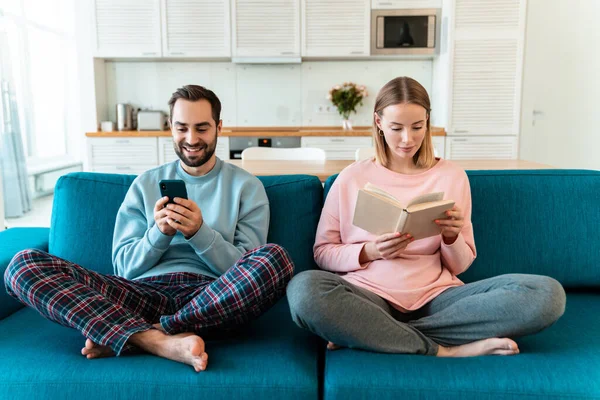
[154,196,177,236]
[164,197,204,239]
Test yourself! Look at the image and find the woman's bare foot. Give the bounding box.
[437,338,519,357]
[81,338,115,359]
[129,329,209,372]
[327,341,343,351]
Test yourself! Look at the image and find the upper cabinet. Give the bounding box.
[161,0,231,58]
[302,0,370,58]
[232,0,301,61]
[93,0,162,58]
[93,0,230,58]
[449,0,526,136]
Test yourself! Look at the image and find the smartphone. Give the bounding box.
[159,179,188,205]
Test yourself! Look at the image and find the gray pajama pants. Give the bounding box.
[287,270,566,356]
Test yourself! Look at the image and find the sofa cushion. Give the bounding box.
[323,292,600,400]
[324,169,600,288]
[50,172,322,275]
[0,300,319,400]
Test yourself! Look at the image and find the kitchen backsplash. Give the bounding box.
[102,60,433,128]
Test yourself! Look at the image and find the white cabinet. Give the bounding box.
[158,137,230,164]
[301,136,372,160]
[88,137,158,174]
[160,0,231,58]
[301,0,370,58]
[372,0,442,9]
[445,136,518,160]
[449,0,526,138]
[431,136,445,158]
[232,0,301,61]
[93,0,162,58]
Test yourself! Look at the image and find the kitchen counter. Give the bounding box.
[86,126,446,137]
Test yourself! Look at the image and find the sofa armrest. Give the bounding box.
[0,227,50,320]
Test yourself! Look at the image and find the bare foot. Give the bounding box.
[437,338,520,357]
[129,330,209,372]
[81,338,115,359]
[327,341,343,351]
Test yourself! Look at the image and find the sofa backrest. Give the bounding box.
[50,172,322,276]
[324,169,600,289]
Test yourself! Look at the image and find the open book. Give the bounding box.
[352,183,455,240]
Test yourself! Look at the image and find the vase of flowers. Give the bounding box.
[327,82,368,130]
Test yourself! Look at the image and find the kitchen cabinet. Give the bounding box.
[431,135,445,159]
[301,136,373,160]
[160,0,231,58]
[437,0,527,159]
[87,137,158,174]
[371,0,442,9]
[448,0,526,138]
[301,0,370,58]
[88,137,231,176]
[92,0,162,58]
[158,137,230,164]
[232,0,301,61]
[445,136,518,160]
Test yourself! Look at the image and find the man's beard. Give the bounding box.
[174,138,217,168]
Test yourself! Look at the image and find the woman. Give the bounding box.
[287,77,566,357]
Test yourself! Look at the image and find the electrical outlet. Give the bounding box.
[315,104,337,114]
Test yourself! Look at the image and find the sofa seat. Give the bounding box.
[0,300,319,400]
[323,292,600,400]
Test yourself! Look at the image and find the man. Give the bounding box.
[4,85,294,372]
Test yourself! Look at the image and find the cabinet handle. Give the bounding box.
[116,166,131,170]
[170,52,185,55]
[452,139,467,142]
[350,51,364,54]
[142,52,157,56]
[115,140,130,144]
[453,130,469,134]
[378,2,393,5]
[330,138,345,142]
[280,51,295,55]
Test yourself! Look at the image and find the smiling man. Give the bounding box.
[4,85,294,372]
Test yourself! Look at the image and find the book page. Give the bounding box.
[406,192,444,208]
[363,182,403,208]
[353,189,404,235]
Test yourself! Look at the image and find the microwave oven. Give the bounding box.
[371,9,439,55]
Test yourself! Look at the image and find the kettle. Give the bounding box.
[116,103,133,131]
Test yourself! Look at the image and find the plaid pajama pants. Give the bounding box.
[4,243,293,356]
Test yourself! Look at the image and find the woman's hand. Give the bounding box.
[435,206,464,245]
[360,232,414,263]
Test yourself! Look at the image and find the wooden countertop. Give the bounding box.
[86,126,446,137]
[226,159,555,182]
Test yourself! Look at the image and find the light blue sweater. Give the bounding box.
[112,158,270,280]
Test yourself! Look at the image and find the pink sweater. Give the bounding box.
[314,158,477,312]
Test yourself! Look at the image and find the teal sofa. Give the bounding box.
[1,169,600,399]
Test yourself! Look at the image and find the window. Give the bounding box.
[0,0,77,164]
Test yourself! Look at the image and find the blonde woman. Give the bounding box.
[287,77,566,357]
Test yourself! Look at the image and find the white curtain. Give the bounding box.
[0,30,32,218]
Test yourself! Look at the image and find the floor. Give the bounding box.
[5,195,53,228]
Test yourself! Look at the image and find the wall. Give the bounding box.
[519,0,600,169]
[97,60,435,128]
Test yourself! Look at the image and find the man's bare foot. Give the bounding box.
[129,329,208,372]
[327,341,343,351]
[81,338,115,359]
[437,338,519,357]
